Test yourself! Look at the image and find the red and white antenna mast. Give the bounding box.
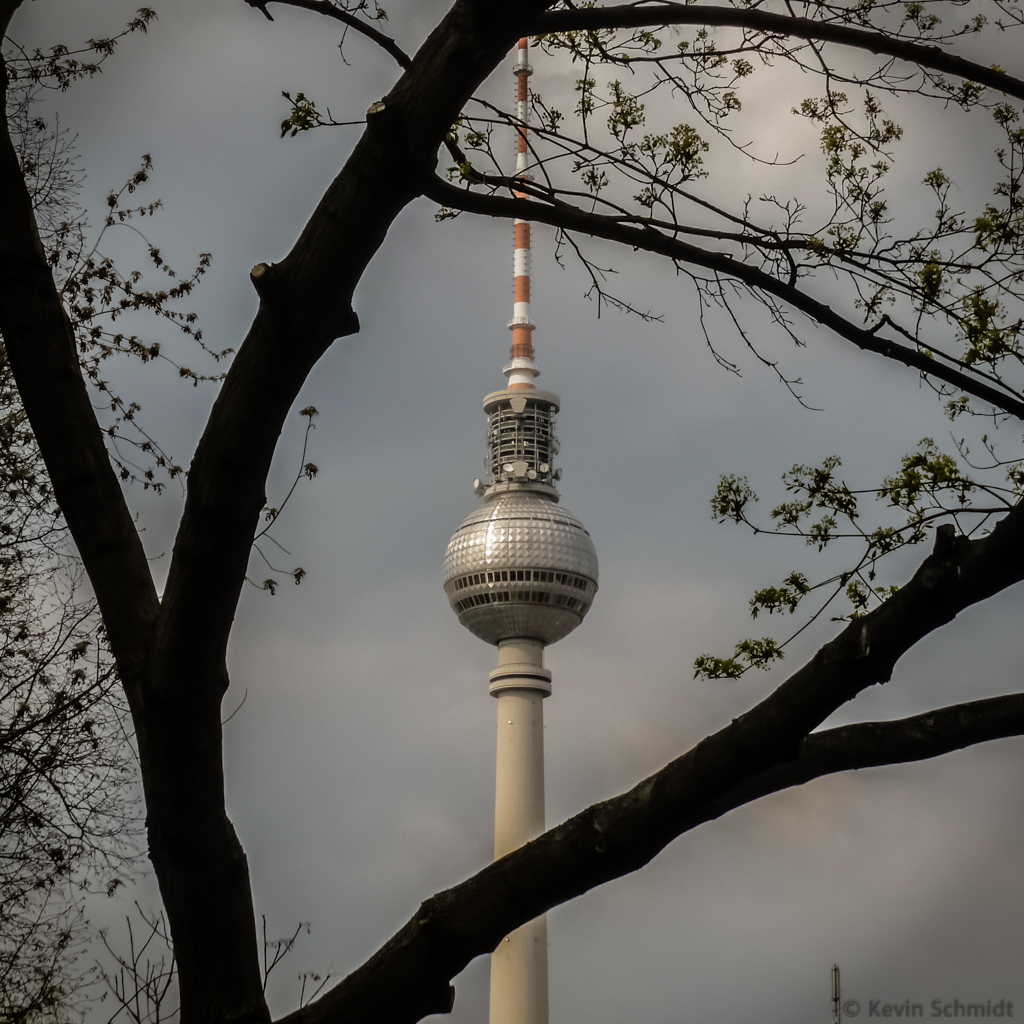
[506,37,539,391]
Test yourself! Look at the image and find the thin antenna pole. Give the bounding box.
[832,965,841,1024]
[506,37,539,391]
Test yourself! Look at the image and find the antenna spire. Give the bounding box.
[505,37,539,391]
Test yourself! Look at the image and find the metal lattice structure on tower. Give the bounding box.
[444,37,598,1024]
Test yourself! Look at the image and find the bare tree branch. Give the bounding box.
[423,176,1024,419]
[719,692,1024,811]
[530,4,1024,104]
[0,48,160,689]
[260,0,412,68]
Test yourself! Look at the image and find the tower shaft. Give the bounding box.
[491,639,549,857]
[490,640,550,1024]
[490,914,549,1024]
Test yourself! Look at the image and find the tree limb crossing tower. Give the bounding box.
[443,37,599,1024]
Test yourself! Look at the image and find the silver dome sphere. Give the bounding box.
[444,491,598,646]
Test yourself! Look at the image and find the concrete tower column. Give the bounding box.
[488,639,551,1024]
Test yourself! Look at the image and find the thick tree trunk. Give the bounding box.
[2,3,554,1022]
[137,686,270,1024]
[0,44,270,1024]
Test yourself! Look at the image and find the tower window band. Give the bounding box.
[447,572,595,596]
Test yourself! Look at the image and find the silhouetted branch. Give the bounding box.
[261,0,412,69]
[531,4,1024,103]
[423,175,1024,419]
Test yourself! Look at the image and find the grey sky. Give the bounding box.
[8,1,1024,1021]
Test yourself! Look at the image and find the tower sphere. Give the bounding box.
[445,490,598,646]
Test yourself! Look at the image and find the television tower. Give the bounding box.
[444,37,599,1024]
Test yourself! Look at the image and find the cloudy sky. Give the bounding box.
[8,1,1024,1021]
